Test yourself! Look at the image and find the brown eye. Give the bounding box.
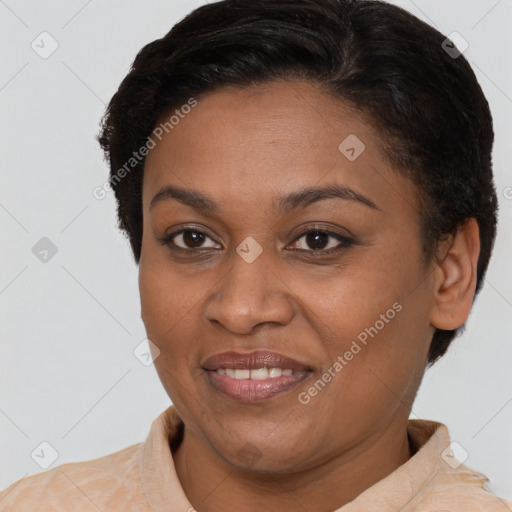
[160,229,221,250]
[289,229,354,254]
[305,231,330,250]
[181,230,206,248]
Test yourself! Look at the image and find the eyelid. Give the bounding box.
[289,222,355,242]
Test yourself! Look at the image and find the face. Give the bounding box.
[139,80,436,472]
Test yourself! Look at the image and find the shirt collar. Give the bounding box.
[138,406,191,511]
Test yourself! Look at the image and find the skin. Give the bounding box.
[139,79,480,512]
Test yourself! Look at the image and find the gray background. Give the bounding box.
[1,0,511,501]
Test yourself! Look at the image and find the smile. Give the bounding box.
[202,350,312,403]
[215,367,294,379]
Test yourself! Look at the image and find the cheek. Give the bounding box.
[139,246,202,324]
[138,261,195,358]
[139,263,203,404]
[295,259,403,341]
[139,265,172,334]
[298,252,429,389]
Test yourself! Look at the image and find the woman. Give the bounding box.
[1,0,510,510]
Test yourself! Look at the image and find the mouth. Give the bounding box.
[202,350,313,403]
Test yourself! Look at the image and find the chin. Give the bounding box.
[210,428,316,474]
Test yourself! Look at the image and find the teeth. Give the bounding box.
[234,369,250,379]
[250,368,269,380]
[268,368,282,378]
[216,367,295,379]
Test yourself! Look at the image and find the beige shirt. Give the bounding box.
[1,406,510,511]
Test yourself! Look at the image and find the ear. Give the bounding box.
[429,218,480,330]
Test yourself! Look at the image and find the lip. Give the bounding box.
[202,350,312,371]
[202,350,312,403]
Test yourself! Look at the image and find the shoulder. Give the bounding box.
[0,442,149,512]
[403,419,512,511]
[412,462,512,512]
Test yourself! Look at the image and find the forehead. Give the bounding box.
[147,79,378,162]
[142,80,417,218]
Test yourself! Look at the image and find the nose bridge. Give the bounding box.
[205,246,294,334]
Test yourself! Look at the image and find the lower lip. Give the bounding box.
[206,370,310,403]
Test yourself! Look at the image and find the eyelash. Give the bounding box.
[157,226,355,256]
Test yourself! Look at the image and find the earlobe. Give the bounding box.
[430,218,480,331]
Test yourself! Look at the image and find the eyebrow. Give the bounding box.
[149,183,380,214]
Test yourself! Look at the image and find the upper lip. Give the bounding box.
[202,350,312,371]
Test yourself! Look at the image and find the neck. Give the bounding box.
[173,418,411,512]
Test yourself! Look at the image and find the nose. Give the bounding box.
[204,251,295,335]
